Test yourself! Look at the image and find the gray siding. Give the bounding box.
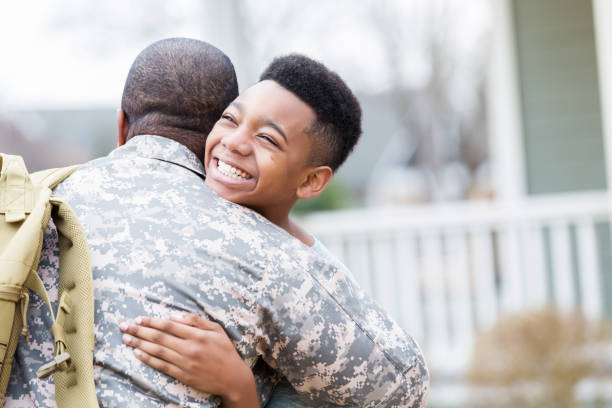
[513,0,607,194]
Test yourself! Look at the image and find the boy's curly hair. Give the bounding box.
[260,54,362,171]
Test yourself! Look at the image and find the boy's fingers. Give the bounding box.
[132,316,194,339]
[132,348,185,382]
[171,313,224,333]
[123,334,185,367]
[120,321,185,351]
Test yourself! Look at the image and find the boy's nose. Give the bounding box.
[221,129,252,156]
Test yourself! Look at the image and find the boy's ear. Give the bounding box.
[117,109,129,146]
[297,166,333,200]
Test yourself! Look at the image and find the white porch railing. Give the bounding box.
[299,191,611,377]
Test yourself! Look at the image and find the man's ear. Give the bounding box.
[296,166,333,200]
[117,109,129,146]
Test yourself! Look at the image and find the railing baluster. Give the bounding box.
[519,221,548,308]
[498,224,523,314]
[470,228,498,331]
[371,233,399,320]
[445,229,474,371]
[421,231,450,370]
[550,220,575,312]
[394,231,424,344]
[576,217,602,319]
[345,234,372,294]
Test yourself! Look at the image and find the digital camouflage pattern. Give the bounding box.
[4,135,429,407]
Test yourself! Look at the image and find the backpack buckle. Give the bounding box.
[36,352,71,379]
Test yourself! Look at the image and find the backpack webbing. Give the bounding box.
[0,155,98,407]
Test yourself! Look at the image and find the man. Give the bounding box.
[5,38,428,407]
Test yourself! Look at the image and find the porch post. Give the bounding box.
[593,0,612,191]
[592,0,612,320]
[487,0,526,202]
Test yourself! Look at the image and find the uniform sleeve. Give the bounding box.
[256,253,429,408]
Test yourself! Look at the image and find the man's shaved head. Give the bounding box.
[121,38,238,159]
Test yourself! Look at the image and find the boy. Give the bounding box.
[122,54,365,407]
[204,54,361,259]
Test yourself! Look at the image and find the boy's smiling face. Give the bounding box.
[204,80,317,217]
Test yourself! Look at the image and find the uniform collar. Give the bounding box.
[109,135,206,179]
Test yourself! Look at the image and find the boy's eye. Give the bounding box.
[258,134,280,148]
[221,114,237,124]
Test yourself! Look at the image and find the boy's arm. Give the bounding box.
[120,315,261,408]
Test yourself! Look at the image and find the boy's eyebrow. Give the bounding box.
[262,120,288,144]
[230,101,288,144]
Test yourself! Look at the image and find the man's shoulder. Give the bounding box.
[58,134,205,187]
[54,138,203,201]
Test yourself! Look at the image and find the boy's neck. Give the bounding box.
[254,205,314,247]
[281,218,314,247]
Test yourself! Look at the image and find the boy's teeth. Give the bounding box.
[217,160,252,180]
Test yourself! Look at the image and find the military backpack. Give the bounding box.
[0,153,98,407]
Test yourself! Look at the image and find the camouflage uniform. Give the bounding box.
[5,135,429,407]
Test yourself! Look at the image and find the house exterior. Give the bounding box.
[488,0,612,319]
[301,0,612,404]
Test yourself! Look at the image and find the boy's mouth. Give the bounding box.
[215,158,253,181]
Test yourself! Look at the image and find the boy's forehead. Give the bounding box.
[237,80,289,105]
[235,80,315,125]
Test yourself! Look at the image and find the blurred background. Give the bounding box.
[2,0,612,406]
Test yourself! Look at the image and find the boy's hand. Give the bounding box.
[119,313,260,408]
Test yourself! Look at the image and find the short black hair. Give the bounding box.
[121,38,238,159]
[259,54,362,171]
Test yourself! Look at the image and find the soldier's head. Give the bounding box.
[118,38,238,161]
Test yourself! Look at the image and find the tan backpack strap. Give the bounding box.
[0,154,34,222]
[50,198,98,408]
[0,154,55,401]
[0,291,25,403]
[31,165,80,190]
[24,271,55,321]
[32,165,97,406]
[0,284,28,398]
